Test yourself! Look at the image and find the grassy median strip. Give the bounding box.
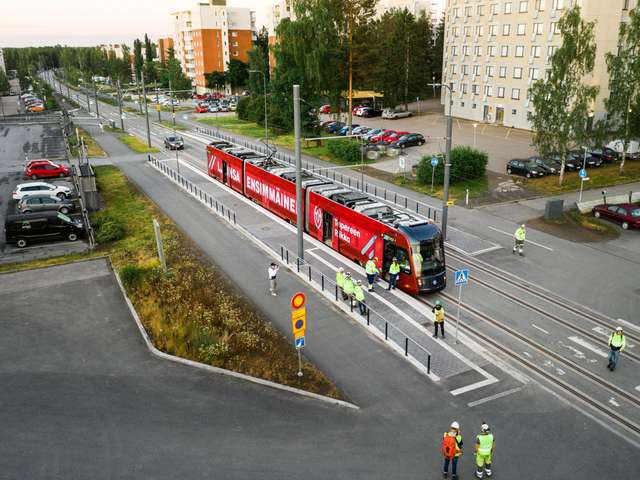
[0,166,343,399]
[159,120,187,131]
[69,126,107,158]
[117,133,160,153]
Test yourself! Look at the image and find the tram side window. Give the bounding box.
[395,247,411,273]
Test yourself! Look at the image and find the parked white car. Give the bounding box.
[12,182,72,201]
[382,108,413,120]
[606,139,640,159]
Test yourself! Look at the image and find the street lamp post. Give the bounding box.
[249,70,268,145]
[428,78,454,240]
[473,123,478,148]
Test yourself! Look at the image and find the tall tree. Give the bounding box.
[604,5,640,175]
[433,15,445,85]
[206,71,226,91]
[0,69,10,94]
[226,59,249,90]
[133,39,144,82]
[529,6,598,185]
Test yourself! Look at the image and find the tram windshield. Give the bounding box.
[411,235,445,275]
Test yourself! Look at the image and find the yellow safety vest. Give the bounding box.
[365,260,378,275]
[515,227,526,241]
[609,333,626,351]
[343,278,355,295]
[354,285,365,302]
[389,262,401,275]
[336,271,345,288]
[477,433,494,456]
[433,307,445,323]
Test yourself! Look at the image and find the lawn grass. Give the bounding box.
[196,115,374,166]
[123,106,141,115]
[159,120,188,131]
[69,126,107,158]
[0,166,343,399]
[525,161,640,195]
[117,133,160,153]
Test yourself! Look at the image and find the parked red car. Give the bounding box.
[592,203,640,230]
[193,93,207,100]
[320,104,331,114]
[382,131,410,144]
[25,159,57,169]
[195,104,209,113]
[370,129,396,143]
[25,161,70,179]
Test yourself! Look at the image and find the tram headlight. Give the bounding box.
[417,279,423,287]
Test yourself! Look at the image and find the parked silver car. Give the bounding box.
[382,109,413,120]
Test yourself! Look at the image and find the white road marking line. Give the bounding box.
[450,378,499,396]
[592,326,610,336]
[608,397,621,407]
[531,324,550,335]
[635,385,640,392]
[488,226,554,251]
[466,387,522,406]
[468,245,503,256]
[568,336,608,358]
[616,318,640,333]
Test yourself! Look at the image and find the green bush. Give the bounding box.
[416,146,488,186]
[119,264,156,290]
[94,215,125,243]
[327,139,361,163]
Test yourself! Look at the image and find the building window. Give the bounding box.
[533,23,543,35]
[531,45,541,57]
[461,102,465,107]
[504,2,512,14]
[233,51,239,57]
[490,3,499,14]
[499,66,507,78]
[232,31,238,37]
[472,103,477,109]
[489,45,497,56]
[485,85,493,97]
[519,1,529,13]
[552,0,563,10]
[513,67,523,79]
[497,86,505,98]
[501,45,509,57]
[462,83,469,94]
[512,109,518,115]
[475,25,484,36]
[529,68,540,80]
[487,65,496,77]
[452,46,458,56]
[454,27,460,37]
[475,46,482,56]
[547,45,557,58]
[473,65,481,75]
[624,0,630,10]
[465,6,473,16]
[477,5,485,15]
[512,88,521,100]
[472,84,480,94]
[490,24,498,36]
[535,0,545,11]
[503,24,511,35]
[464,26,471,37]
[451,64,457,74]
[517,24,526,35]
[515,45,525,57]
[462,45,469,56]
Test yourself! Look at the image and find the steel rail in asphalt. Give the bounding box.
[418,294,640,437]
[446,249,640,343]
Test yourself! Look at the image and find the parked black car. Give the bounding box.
[528,156,562,175]
[389,133,426,148]
[164,135,184,150]
[506,159,547,178]
[361,108,383,118]
[567,150,603,170]
[17,195,75,214]
[588,147,618,163]
[4,211,84,248]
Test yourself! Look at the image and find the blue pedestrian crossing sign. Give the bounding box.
[431,156,439,167]
[295,336,306,349]
[579,168,587,178]
[454,269,469,286]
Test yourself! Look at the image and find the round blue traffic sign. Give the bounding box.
[579,168,587,178]
[431,157,439,167]
[295,319,304,329]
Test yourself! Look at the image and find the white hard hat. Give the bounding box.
[521,224,526,228]
[357,280,362,285]
[481,423,490,432]
[338,267,344,272]
[616,327,623,332]
[451,421,460,429]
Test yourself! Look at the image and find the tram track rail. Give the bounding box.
[445,250,640,362]
[417,294,640,437]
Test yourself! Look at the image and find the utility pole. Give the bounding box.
[141,71,152,148]
[93,80,100,119]
[136,77,143,113]
[347,14,354,136]
[428,78,453,240]
[117,79,125,131]
[293,85,304,260]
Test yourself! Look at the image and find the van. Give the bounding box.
[606,139,640,159]
[4,211,84,248]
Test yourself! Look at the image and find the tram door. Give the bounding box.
[222,161,228,184]
[382,238,396,280]
[322,211,333,246]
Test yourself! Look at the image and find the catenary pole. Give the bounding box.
[294,84,304,260]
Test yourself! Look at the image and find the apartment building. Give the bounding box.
[99,44,126,60]
[0,48,5,73]
[172,0,256,93]
[157,37,175,64]
[442,0,638,131]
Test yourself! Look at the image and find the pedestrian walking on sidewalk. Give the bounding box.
[388,257,400,290]
[442,421,463,479]
[607,326,626,371]
[354,280,367,315]
[475,423,495,478]
[513,224,526,256]
[343,272,355,307]
[268,263,279,296]
[432,300,445,338]
[336,267,346,300]
[365,256,380,292]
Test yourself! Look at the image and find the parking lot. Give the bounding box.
[325,98,537,173]
[0,120,87,263]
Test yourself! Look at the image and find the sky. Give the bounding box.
[0,0,271,48]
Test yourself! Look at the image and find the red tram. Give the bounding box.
[206,141,446,295]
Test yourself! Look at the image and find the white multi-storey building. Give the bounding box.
[442,0,638,130]
[0,48,6,73]
[172,0,256,93]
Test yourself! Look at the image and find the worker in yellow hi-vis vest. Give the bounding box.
[475,423,495,479]
[432,300,445,338]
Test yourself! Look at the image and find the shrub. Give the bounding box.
[327,139,361,163]
[416,146,488,186]
[94,216,125,243]
[120,264,151,290]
